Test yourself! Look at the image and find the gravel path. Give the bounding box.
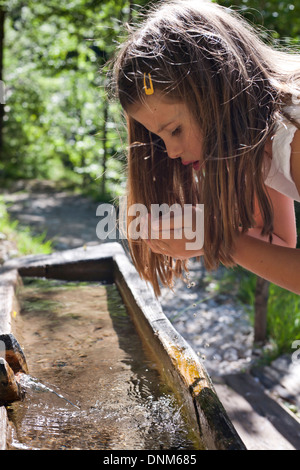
[159,263,253,378]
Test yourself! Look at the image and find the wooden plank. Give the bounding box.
[0,406,7,450]
[0,268,20,450]
[3,244,118,283]
[252,356,300,409]
[3,243,123,269]
[223,373,300,450]
[0,269,20,335]
[214,382,296,450]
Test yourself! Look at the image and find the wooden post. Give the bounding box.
[254,276,270,344]
[101,102,108,195]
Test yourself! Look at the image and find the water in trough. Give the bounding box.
[7,278,201,450]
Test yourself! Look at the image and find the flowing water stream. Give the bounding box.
[7,278,201,450]
[17,373,80,409]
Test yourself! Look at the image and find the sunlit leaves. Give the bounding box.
[216,0,300,45]
[2,0,131,195]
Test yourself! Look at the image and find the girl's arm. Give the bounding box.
[232,235,300,293]
[233,130,300,294]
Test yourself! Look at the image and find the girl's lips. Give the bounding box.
[181,160,200,171]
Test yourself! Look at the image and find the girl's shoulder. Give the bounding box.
[290,128,300,198]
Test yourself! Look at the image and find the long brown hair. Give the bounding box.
[110,0,300,296]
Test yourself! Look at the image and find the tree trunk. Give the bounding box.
[101,102,108,195]
[0,8,5,156]
[128,0,133,24]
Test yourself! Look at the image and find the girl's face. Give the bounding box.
[127,94,203,171]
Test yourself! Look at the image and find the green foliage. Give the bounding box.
[227,268,300,356]
[215,0,300,45]
[2,0,132,198]
[2,0,300,197]
[267,285,300,355]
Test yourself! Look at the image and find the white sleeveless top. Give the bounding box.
[264,101,300,202]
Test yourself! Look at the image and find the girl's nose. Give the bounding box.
[165,142,181,160]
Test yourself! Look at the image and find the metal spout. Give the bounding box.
[0,333,28,374]
[0,333,28,405]
[0,358,25,405]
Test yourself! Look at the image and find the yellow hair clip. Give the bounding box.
[143,72,154,95]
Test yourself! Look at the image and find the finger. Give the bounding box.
[151,209,200,238]
[151,216,183,232]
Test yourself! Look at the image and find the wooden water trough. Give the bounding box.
[0,242,246,450]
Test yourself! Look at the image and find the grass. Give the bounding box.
[215,267,300,361]
[0,197,53,256]
[267,284,300,357]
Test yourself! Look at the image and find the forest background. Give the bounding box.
[0,0,299,357]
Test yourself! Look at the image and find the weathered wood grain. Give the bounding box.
[0,269,20,335]
[0,406,7,450]
[224,373,300,450]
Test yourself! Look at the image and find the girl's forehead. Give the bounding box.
[127,96,185,133]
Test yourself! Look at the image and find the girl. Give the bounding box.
[111,0,300,296]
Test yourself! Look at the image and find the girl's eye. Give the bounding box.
[171,126,181,137]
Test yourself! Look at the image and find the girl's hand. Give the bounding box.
[142,206,204,259]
